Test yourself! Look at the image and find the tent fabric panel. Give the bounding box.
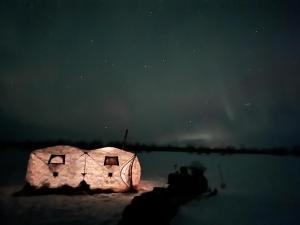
[26,148,85,188]
[132,157,141,187]
[25,145,141,192]
[84,154,127,191]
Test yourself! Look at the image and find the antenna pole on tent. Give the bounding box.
[122,129,128,150]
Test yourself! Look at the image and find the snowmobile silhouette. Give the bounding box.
[168,163,217,196]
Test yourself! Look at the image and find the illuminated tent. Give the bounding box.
[25,145,141,192]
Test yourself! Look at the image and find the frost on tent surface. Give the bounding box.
[25,146,141,192]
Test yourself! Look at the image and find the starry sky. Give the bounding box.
[1,0,300,147]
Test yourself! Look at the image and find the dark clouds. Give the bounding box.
[1,0,300,147]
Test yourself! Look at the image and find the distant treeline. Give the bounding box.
[1,140,300,156]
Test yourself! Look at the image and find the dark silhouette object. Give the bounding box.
[118,163,217,225]
[168,165,208,195]
[190,165,209,194]
[122,129,128,150]
[119,187,178,225]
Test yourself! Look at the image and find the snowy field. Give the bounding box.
[1,148,300,225]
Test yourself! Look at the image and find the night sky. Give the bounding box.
[1,0,300,147]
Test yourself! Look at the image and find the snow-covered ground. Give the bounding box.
[169,153,300,225]
[1,149,300,225]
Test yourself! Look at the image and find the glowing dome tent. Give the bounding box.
[25,145,141,192]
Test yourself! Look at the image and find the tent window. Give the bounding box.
[48,155,65,165]
[104,156,119,166]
